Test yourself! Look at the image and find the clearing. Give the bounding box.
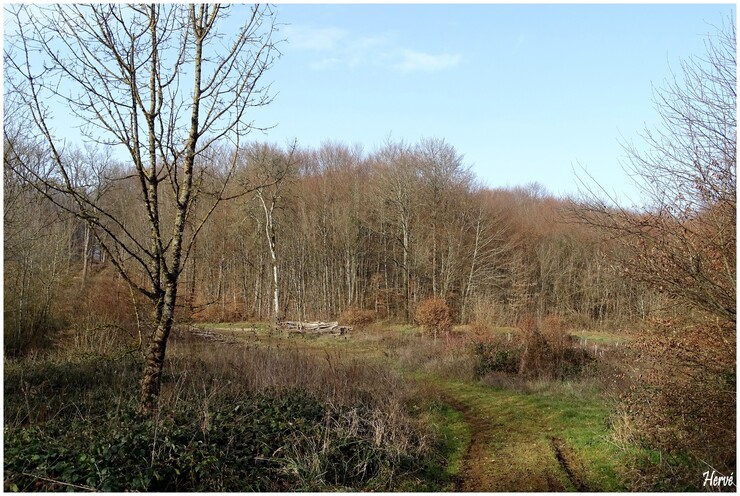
[195,322,629,491]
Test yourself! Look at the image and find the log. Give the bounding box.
[279,320,352,335]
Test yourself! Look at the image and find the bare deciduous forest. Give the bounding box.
[3,4,736,492]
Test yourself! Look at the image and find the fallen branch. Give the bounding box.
[20,472,97,492]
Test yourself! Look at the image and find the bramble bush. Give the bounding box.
[472,315,592,381]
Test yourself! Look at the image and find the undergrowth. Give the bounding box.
[4,332,437,492]
[5,390,420,491]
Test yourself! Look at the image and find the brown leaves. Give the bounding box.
[414,297,453,339]
[618,319,736,474]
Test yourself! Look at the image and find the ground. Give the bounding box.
[196,322,628,491]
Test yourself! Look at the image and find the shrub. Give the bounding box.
[415,298,453,341]
[465,321,496,343]
[541,314,567,334]
[339,307,376,330]
[519,326,592,380]
[615,319,736,490]
[518,327,553,378]
[472,341,521,377]
[3,307,63,358]
[471,318,592,382]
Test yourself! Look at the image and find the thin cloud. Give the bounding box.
[394,49,461,74]
[310,57,343,70]
[285,24,461,75]
[283,25,347,51]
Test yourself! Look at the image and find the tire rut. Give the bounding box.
[550,436,590,491]
[439,393,496,492]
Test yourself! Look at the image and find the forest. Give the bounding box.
[3,4,736,492]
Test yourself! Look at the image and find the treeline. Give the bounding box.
[5,136,660,352]
[188,138,656,325]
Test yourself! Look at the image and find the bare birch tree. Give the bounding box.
[373,140,418,320]
[4,3,279,412]
[246,143,296,322]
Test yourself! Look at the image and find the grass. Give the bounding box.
[427,377,627,491]
[7,320,685,492]
[195,320,634,491]
[419,401,470,490]
[570,329,632,345]
[272,322,631,491]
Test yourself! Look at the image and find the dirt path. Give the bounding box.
[440,394,503,492]
[435,382,594,492]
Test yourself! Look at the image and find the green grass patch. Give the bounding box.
[426,377,628,491]
[570,329,631,345]
[419,401,470,490]
[194,321,273,333]
[385,323,420,335]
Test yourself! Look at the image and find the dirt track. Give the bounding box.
[438,386,591,492]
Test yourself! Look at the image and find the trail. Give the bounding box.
[194,325,617,491]
[434,381,593,492]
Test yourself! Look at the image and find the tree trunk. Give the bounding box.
[139,282,177,413]
[81,223,90,289]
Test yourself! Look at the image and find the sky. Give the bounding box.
[244,3,735,205]
[5,3,734,206]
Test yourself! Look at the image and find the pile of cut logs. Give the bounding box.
[278,320,352,336]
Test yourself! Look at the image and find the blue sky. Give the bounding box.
[248,3,735,205]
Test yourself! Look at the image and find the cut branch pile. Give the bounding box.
[279,321,352,336]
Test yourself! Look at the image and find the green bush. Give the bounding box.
[472,342,521,377]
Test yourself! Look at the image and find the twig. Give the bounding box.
[20,472,97,492]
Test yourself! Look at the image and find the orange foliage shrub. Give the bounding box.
[338,307,376,330]
[466,320,494,343]
[190,300,244,323]
[415,297,453,340]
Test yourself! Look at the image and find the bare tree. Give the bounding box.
[415,138,472,299]
[459,189,512,323]
[4,4,279,412]
[372,140,418,320]
[575,17,735,324]
[246,142,297,322]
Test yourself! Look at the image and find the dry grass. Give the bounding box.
[159,331,434,470]
[5,326,437,491]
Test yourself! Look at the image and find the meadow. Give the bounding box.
[6,314,732,492]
